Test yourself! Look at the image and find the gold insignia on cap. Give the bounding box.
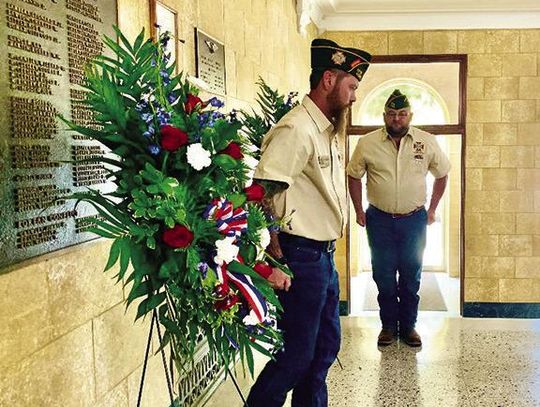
[355,70,364,80]
[331,51,346,65]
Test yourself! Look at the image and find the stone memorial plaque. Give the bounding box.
[0,0,117,269]
[195,28,225,95]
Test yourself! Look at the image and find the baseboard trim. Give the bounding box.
[339,300,349,316]
[463,302,540,318]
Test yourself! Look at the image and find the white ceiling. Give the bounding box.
[303,0,540,31]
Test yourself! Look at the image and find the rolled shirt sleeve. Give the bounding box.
[428,137,451,179]
[346,140,367,180]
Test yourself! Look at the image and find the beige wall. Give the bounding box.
[0,1,315,405]
[327,29,540,304]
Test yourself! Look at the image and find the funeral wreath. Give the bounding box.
[61,27,291,377]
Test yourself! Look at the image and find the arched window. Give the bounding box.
[358,78,450,125]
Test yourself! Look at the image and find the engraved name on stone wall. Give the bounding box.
[0,0,117,269]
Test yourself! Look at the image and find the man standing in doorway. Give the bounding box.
[347,89,450,347]
[246,39,371,407]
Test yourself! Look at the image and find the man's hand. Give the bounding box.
[356,210,366,227]
[427,208,436,225]
[268,267,292,291]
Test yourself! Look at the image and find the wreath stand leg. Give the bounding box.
[218,354,249,407]
[137,310,175,407]
[336,355,344,370]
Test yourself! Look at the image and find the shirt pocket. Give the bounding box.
[409,152,428,174]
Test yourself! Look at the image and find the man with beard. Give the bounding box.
[246,39,371,407]
[347,89,450,347]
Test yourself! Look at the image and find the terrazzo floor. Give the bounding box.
[205,316,540,407]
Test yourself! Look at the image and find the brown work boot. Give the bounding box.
[377,329,396,346]
[400,328,422,347]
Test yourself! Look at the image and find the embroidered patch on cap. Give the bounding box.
[331,51,346,65]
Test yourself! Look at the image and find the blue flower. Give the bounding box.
[135,101,147,112]
[167,92,179,104]
[208,97,224,108]
[212,111,225,120]
[141,112,153,123]
[198,112,210,127]
[143,125,155,138]
[148,144,161,155]
[156,109,171,126]
[197,262,209,278]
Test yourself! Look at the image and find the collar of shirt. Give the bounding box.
[302,95,334,135]
[381,126,419,143]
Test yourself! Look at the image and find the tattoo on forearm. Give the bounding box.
[255,179,287,258]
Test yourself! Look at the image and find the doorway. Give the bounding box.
[345,55,467,317]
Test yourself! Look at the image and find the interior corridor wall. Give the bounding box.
[325,29,540,308]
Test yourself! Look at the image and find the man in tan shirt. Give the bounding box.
[347,89,450,347]
[246,39,371,407]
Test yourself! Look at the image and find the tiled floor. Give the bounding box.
[205,316,540,407]
[350,271,461,316]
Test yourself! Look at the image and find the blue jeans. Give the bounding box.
[365,205,427,334]
[246,234,341,407]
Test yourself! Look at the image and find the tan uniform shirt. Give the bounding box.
[346,127,451,214]
[254,95,347,241]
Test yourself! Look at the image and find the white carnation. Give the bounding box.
[214,236,239,265]
[242,309,261,326]
[187,143,212,171]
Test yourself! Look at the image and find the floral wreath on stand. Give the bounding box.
[62,26,294,403]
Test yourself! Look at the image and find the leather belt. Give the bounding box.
[372,205,424,219]
[279,233,336,252]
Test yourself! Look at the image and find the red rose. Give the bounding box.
[253,262,273,279]
[244,183,265,202]
[220,142,244,159]
[184,94,203,114]
[162,224,194,248]
[214,294,240,311]
[160,125,189,151]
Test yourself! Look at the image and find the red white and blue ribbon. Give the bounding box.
[215,262,268,323]
[204,198,248,237]
[228,271,268,323]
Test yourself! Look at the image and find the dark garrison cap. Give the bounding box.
[385,89,410,110]
[311,38,371,81]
